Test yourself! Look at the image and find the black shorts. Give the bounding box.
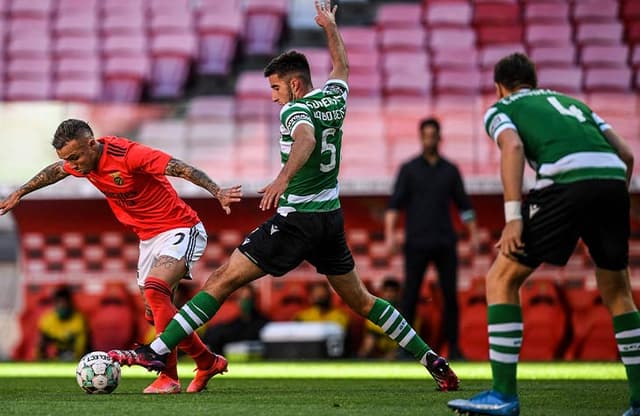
[238,209,355,277]
[514,179,629,270]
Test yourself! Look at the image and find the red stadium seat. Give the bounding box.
[631,46,640,68]
[103,56,150,103]
[10,0,54,19]
[235,71,271,100]
[583,68,632,92]
[432,48,479,70]
[345,72,382,97]
[562,279,618,361]
[8,16,49,39]
[525,23,573,47]
[382,51,429,76]
[56,56,101,80]
[243,0,287,55]
[149,33,196,99]
[575,22,623,45]
[434,69,481,95]
[149,12,194,37]
[7,57,52,80]
[5,78,52,101]
[54,12,97,37]
[580,45,629,68]
[572,1,619,23]
[187,96,236,121]
[196,9,243,76]
[101,0,145,15]
[384,71,432,97]
[101,12,146,36]
[423,1,473,28]
[54,76,102,102]
[476,25,523,45]
[198,0,241,12]
[429,28,476,50]
[347,50,380,75]
[340,27,378,52]
[473,1,521,26]
[458,277,489,361]
[57,0,98,14]
[7,34,51,59]
[376,3,423,28]
[538,67,583,93]
[379,28,427,52]
[627,21,640,45]
[519,278,569,360]
[529,45,577,68]
[622,0,640,21]
[102,34,147,57]
[523,2,570,24]
[54,35,99,58]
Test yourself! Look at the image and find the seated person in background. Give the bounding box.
[295,281,349,331]
[203,285,269,354]
[358,278,402,360]
[38,285,88,361]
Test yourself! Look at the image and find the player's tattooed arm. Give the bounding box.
[164,158,242,214]
[0,161,69,215]
[165,158,221,197]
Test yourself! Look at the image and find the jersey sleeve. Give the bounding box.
[280,102,314,135]
[125,142,172,174]
[323,79,349,101]
[483,106,517,142]
[591,111,612,132]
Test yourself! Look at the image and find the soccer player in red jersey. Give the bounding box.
[0,119,242,393]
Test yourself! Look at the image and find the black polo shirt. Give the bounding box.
[388,155,475,248]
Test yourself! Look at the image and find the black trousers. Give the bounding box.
[402,242,459,352]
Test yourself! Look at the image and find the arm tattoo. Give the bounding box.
[18,161,69,197]
[165,158,220,198]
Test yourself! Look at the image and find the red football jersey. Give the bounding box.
[63,137,199,240]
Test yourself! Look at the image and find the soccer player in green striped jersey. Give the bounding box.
[109,0,459,392]
[448,53,640,416]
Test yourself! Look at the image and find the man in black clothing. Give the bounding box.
[384,117,478,360]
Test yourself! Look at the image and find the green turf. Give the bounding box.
[0,361,631,415]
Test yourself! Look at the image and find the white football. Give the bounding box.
[76,351,121,394]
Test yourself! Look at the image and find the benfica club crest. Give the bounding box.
[110,172,124,186]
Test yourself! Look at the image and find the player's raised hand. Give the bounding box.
[258,176,289,211]
[314,0,337,28]
[0,192,21,215]
[216,185,242,215]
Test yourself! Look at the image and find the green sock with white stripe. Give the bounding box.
[368,298,431,364]
[613,311,640,406]
[151,291,220,355]
[488,304,523,397]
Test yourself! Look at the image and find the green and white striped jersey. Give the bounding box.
[277,79,348,215]
[484,89,626,189]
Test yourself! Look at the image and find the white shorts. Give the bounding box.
[137,222,207,286]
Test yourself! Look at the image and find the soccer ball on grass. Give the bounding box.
[76,351,121,394]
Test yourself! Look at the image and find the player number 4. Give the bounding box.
[547,96,586,123]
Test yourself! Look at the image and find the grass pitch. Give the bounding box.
[0,361,630,415]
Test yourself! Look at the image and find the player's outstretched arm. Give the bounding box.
[0,161,69,215]
[315,0,348,82]
[164,158,242,214]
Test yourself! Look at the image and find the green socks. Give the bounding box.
[368,298,431,364]
[488,304,523,397]
[151,291,220,354]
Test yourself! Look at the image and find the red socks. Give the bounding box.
[143,277,215,377]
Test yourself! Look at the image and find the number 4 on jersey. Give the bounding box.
[547,96,586,123]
